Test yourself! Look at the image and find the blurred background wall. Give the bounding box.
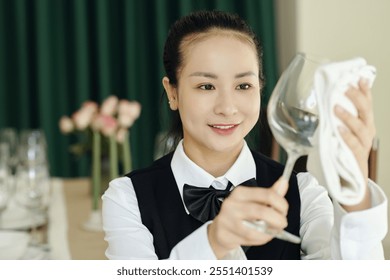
[275,0,390,259]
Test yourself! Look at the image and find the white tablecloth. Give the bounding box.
[47,178,71,259]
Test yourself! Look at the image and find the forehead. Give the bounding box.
[178,29,259,72]
[180,28,256,56]
[179,30,259,74]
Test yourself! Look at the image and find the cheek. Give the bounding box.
[243,94,261,117]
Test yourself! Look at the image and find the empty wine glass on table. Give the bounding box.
[15,129,51,246]
[18,129,48,166]
[15,163,50,245]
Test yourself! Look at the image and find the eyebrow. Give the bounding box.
[234,71,257,78]
[188,71,256,79]
[189,72,218,79]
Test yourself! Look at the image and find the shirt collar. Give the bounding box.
[171,140,256,213]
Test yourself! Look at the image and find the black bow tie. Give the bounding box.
[183,178,257,223]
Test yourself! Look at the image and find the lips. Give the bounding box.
[209,124,235,129]
[208,123,239,135]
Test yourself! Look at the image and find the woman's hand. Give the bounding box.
[207,178,289,259]
[334,79,376,211]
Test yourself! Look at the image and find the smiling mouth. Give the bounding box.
[208,124,239,129]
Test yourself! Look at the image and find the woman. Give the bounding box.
[102,10,387,259]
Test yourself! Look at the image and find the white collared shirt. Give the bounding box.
[102,140,388,260]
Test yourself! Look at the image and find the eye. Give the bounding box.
[199,84,215,90]
[236,83,251,90]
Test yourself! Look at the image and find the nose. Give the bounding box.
[214,90,238,116]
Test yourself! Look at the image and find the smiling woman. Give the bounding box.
[101,10,387,260]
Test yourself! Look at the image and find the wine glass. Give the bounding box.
[18,129,48,166]
[267,53,324,180]
[244,53,325,244]
[15,163,49,245]
[16,129,51,246]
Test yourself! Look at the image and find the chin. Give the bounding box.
[207,138,244,154]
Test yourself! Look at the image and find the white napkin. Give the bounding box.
[307,57,376,205]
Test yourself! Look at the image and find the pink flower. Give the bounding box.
[72,112,88,130]
[128,101,141,120]
[71,101,98,130]
[118,100,141,128]
[61,97,141,143]
[118,113,135,128]
[101,95,119,116]
[59,116,74,134]
[99,114,118,137]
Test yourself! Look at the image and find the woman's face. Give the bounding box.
[167,34,261,157]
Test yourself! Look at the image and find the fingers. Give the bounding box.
[224,199,288,229]
[334,78,376,180]
[208,215,274,258]
[228,184,289,218]
[334,79,376,150]
[208,179,290,256]
[335,106,373,150]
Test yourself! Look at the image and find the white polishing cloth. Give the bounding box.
[307,57,376,205]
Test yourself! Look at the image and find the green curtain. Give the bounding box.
[0,0,278,177]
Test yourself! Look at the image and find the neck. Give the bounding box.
[182,141,244,177]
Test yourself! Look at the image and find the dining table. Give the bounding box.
[1,177,107,260]
[61,177,107,260]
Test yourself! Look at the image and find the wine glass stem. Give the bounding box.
[282,152,300,180]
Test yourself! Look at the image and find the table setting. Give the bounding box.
[0,128,70,260]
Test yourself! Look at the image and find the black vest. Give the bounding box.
[127,150,301,259]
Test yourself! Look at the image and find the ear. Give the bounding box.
[162,77,178,110]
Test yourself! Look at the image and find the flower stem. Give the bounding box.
[122,131,132,173]
[92,131,101,211]
[109,134,118,179]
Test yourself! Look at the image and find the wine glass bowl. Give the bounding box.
[0,128,19,174]
[267,53,324,180]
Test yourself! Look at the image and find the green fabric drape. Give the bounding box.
[0,0,279,177]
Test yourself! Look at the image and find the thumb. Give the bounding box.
[272,177,289,196]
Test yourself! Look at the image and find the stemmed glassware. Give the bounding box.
[245,53,324,244]
[267,53,323,180]
[15,129,50,245]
